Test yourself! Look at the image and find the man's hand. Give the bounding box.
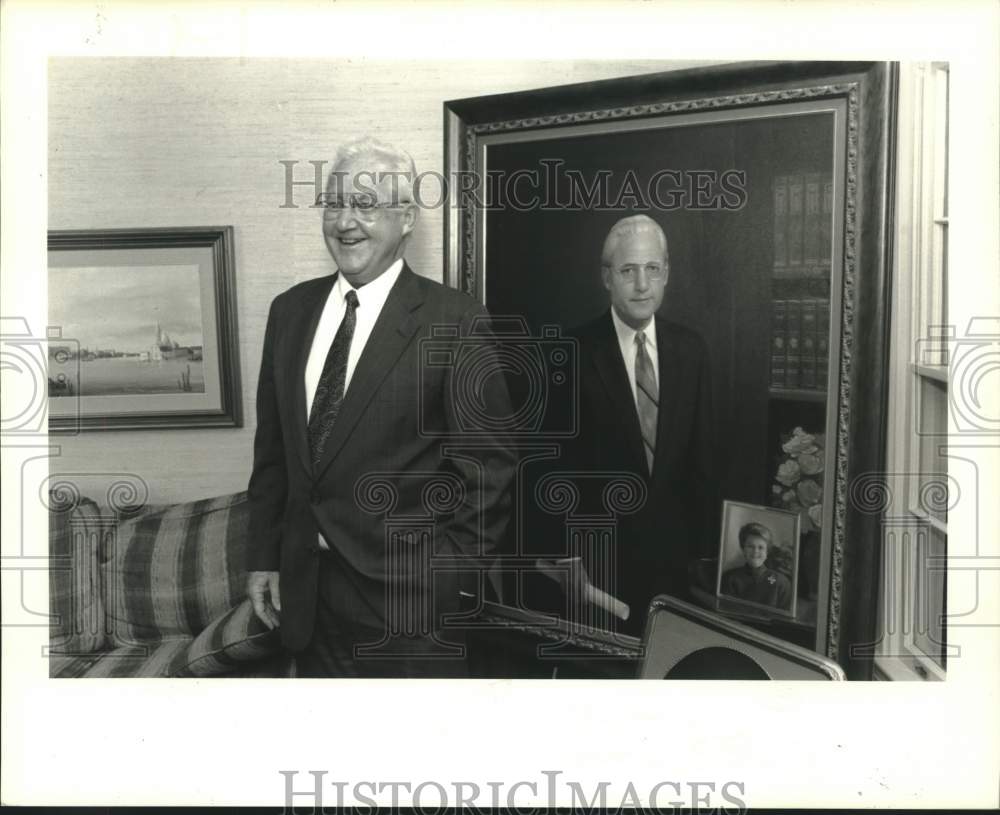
[247,570,281,630]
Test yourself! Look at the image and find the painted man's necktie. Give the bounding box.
[634,330,658,474]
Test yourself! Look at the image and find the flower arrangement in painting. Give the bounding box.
[771,426,825,534]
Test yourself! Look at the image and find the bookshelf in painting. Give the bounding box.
[766,168,835,615]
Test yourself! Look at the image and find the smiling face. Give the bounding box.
[741,535,769,569]
[601,230,668,330]
[322,155,417,287]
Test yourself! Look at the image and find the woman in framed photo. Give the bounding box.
[720,521,793,610]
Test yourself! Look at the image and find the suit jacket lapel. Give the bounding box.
[652,318,679,481]
[313,263,424,479]
[591,311,647,476]
[290,275,336,472]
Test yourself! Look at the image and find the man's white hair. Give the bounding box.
[600,214,669,268]
[328,135,417,202]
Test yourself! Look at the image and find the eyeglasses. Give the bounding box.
[614,263,668,283]
[315,193,409,219]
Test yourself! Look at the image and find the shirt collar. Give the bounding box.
[610,307,657,353]
[334,258,404,306]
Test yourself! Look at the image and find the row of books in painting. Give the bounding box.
[770,298,831,391]
[773,172,833,278]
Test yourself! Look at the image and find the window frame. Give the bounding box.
[877,61,950,682]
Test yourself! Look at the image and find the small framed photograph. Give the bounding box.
[47,227,242,431]
[716,500,800,619]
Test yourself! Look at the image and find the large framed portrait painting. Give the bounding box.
[444,62,895,678]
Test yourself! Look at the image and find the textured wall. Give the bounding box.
[48,57,716,505]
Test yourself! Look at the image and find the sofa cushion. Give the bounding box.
[49,654,105,678]
[69,637,292,678]
[102,492,251,646]
[171,598,282,677]
[50,616,289,678]
[49,494,110,655]
[78,640,192,678]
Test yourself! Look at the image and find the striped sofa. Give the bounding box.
[48,490,290,678]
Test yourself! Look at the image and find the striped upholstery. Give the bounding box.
[49,494,110,656]
[172,598,281,677]
[51,616,287,677]
[80,640,192,678]
[48,489,286,677]
[49,654,104,678]
[74,639,292,678]
[102,492,251,648]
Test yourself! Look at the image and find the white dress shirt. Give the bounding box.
[611,307,660,411]
[304,258,403,419]
[305,259,403,550]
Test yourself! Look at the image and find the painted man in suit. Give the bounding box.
[245,136,515,677]
[568,214,715,636]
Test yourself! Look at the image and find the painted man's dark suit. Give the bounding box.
[567,311,716,635]
[246,264,515,663]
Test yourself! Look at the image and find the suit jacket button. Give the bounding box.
[310,492,320,505]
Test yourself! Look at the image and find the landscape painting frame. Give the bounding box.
[47,226,242,431]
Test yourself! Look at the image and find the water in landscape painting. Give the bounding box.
[49,264,206,396]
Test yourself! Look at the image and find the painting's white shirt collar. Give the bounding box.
[611,307,658,359]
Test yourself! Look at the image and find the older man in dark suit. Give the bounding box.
[567,214,716,636]
[245,136,515,677]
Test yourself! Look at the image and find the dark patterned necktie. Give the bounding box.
[308,288,359,467]
[634,330,658,474]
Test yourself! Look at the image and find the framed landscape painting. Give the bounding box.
[47,226,242,431]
